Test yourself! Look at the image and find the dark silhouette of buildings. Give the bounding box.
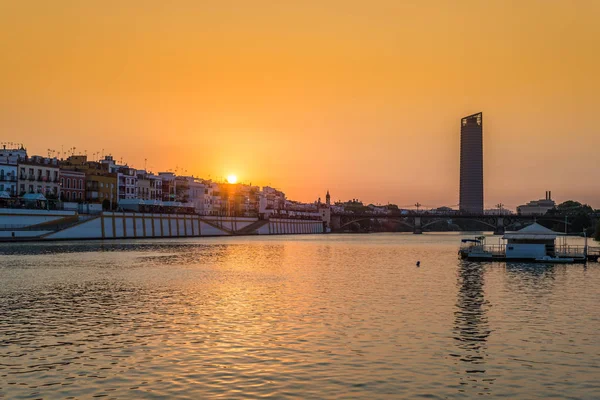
[460,112,483,213]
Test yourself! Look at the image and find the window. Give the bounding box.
[67,178,71,189]
[78,192,82,199]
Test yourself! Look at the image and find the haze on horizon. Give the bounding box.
[1,0,598,210]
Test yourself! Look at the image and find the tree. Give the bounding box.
[595,220,600,242]
[555,200,595,234]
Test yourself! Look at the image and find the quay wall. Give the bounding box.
[26,212,325,240]
[0,209,77,229]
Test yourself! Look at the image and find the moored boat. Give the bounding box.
[459,223,588,263]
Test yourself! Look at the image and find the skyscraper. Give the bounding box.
[459,112,483,213]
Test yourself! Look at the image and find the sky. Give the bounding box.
[0,0,599,210]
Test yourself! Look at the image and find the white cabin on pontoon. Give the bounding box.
[459,223,588,263]
[503,223,561,259]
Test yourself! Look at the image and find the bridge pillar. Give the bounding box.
[414,216,422,234]
[494,216,505,235]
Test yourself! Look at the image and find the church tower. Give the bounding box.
[326,190,331,206]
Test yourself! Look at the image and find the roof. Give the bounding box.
[22,193,47,201]
[503,222,562,240]
[118,199,146,205]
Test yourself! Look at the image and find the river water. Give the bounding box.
[0,233,598,399]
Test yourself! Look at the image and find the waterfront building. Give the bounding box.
[86,173,118,208]
[209,182,222,214]
[135,170,163,201]
[0,163,18,196]
[213,182,253,216]
[459,112,484,213]
[17,156,61,198]
[0,145,27,165]
[59,169,86,202]
[175,176,206,212]
[262,186,286,211]
[60,155,114,205]
[135,172,162,202]
[97,155,136,201]
[136,171,152,200]
[159,172,177,201]
[517,191,556,216]
[148,174,163,201]
[200,182,215,215]
[117,166,137,201]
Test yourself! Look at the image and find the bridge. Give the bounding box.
[330,212,573,235]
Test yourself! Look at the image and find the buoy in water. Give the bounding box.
[416,261,420,267]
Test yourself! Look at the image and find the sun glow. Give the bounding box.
[227,174,238,184]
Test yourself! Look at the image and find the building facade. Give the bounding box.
[159,172,176,201]
[0,164,18,195]
[60,170,86,202]
[117,167,137,201]
[459,112,484,213]
[0,145,27,165]
[17,156,61,198]
[517,191,556,216]
[86,173,118,208]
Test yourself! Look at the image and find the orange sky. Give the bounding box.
[1,0,599,209]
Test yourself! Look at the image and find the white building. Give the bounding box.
[17,156,61,198]
[261,186,286,211]
[0,145,26,196]
[178,176,208,213]
[136,171,163,201]
[0,164,18,196]
[517,191,556,216]
[0,145,27,165]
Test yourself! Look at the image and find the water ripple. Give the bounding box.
[0,234,599,398]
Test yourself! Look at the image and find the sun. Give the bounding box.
[227,174,238,184]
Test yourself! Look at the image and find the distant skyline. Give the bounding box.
[1,1,599,209]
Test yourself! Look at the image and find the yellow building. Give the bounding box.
[86,173,118,208]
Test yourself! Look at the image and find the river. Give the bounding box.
[0,233,598,399]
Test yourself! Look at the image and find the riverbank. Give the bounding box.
[0,209,325,241]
